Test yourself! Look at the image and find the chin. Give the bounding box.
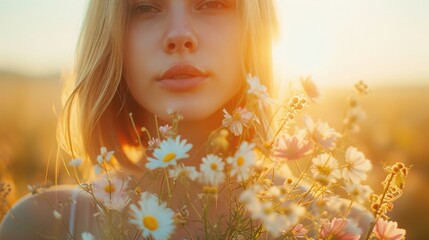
[162,102,223,123]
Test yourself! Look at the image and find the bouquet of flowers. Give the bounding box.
[4,75,409,240]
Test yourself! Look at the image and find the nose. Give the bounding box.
[162,11,198,54]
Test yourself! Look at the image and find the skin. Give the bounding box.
[124,0,242,152]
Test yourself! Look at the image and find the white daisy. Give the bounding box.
[344,182,372,203]
[263,204,306,237]
[227,141,256,181]
[199,154,225,186]
[222,107,254,136]
[246,74,275,107]
[262,209,290,237]
[96,146,114,164]
[239,185,265,219]
[146,136,193,170]
[311,153,341,186]
[342,147,372,183]
[168,164,199,182]
[281,204,306,227]
[92,175,129,210]
[129,192,175,240]
[304,116,341,150]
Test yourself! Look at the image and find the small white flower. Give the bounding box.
[129,192,175,240]
[311,153,341,186]
[81,232,94,240]
[239,185,265,219]
[96,146,114,164]
[344,182,372,203]
[199,154,225,186]
[227,141,256,181]
[304,116,341,150]
[92,175,129,210]
[247,74,275,107]
[263,211,290,237]
[342,147,372,183]
[148,137,161,150]
[53,210,62,220]
[222,107,254,136]
[253,202,306,237]
[146,136,193,170]
[159,124,173,138]
[68,158,82,167]
[168,164,199,182]
[283,204,306,226]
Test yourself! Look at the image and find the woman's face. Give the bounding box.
[124,0,242,122]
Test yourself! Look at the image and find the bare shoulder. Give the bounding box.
[0,185,100,240]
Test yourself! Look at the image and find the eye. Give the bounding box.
[197,0,229,10]
[133,4,161,16]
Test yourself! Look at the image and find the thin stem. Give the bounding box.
[164,169,172,200]
[297,181,316,204]
[343,199,354,218]
[129,112,144,150]
[364,172,396,240]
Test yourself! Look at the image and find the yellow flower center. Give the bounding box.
[317,166,331,176]
[203,186,218,194]
[236,156,245,167]
[232,112,241,121]
[103,184,116,194]
[210,163,218,170]
[143,215,159,231]
[163,152,176,162]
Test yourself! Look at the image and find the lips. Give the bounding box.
[157,64,209,91]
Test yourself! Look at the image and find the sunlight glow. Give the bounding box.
[274,0,429,88]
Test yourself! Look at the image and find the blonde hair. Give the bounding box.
[58,0,279,171]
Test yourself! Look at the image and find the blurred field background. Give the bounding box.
[1,0,428,238]
[1,72,428,238]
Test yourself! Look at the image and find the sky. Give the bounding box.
[0,0,428,88]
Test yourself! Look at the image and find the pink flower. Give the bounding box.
[374,219,406,240]
[304,116,341,150]
[273,130,314,161]
[222,107,254,136]
[290,224,308,238]
[159,124,173,138]
[320,218,361,240]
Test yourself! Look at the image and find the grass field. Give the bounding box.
[1,73,428,238]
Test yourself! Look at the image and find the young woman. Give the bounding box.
[0,0,280,239]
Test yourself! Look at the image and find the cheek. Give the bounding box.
[124,25,157,87]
